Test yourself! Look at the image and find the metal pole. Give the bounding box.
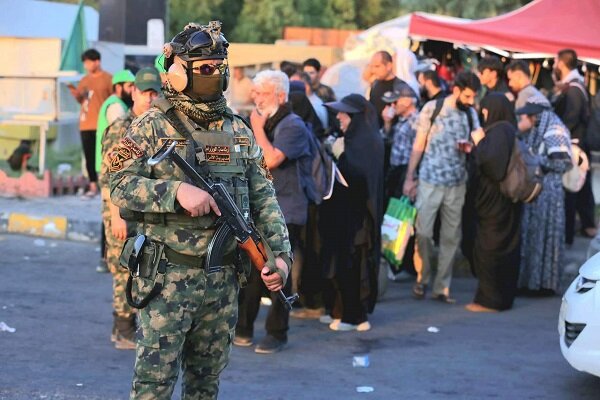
[39,122,47,174]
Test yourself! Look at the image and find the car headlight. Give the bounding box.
[575,276,597,293]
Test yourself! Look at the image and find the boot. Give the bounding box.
[111,316,117,342]
[113,313,136,350]
[96,258,109,273]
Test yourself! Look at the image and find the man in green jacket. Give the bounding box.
[95,69,135,176]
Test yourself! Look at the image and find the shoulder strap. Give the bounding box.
[464,108,474,133]
[152,98,194,141]
[235,114,253,132]
[151,97,210,176]
[415,97,445,179]
[429,97,445,129]
[568,79,589,102]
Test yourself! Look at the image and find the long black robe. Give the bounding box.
[472,94,521,310]
[319,94,384,323]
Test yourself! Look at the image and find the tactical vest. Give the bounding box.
[127,109,252,248]
[188,118,251,223]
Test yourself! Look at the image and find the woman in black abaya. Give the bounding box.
[467,93,522,312]
[319,94,384,331]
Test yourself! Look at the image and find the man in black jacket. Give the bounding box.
[553,49,596,243]
[477,55,514,103]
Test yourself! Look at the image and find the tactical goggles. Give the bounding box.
[191,63,227,75]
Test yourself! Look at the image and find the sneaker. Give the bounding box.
[319,315,341,325]
[233,335,253,347]
[432,294,456,304]
[329,321,356,331]
[356,321,372,332]
[330,321,371,332]
[465,303,498,313]
[260,297,272,306]
[255,335,287,354]
[114,333,136,350]
[329,319,342,330]
[389,270,414,282]
[290,307,324,319]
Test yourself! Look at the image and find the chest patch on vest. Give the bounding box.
[205,145,231,163]
[158,138,189,148]
[234,136,251,146]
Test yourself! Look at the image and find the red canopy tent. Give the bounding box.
[408,0,600,62]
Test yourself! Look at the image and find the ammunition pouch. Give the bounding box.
[120,234,167,309]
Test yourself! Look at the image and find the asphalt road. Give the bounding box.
[1,233,599,400]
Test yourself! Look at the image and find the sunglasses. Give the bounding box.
[192,63,227,75]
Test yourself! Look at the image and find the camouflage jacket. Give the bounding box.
[108,106,291,260]
[99,110,136,195]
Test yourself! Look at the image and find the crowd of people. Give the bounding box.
[221,48,598,349]
[71,45,600,354]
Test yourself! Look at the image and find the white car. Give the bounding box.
[559,251,600,377]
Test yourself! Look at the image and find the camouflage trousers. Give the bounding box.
[130,263,239,400]
[102,200,134,318]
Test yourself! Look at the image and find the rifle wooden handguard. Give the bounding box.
[239,237,268,270]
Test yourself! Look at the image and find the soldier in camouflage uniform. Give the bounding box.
[109,22,292,399]
[99,67,162,349]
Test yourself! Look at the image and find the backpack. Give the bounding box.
[586,91,600,152]
[302,132,347,204]
[499,138,543,203]
[562,141,589,193]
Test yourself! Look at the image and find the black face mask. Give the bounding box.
[122,91,133,108]
[456,98,471,112]
[185,74,226,102]
[420,86,429,100]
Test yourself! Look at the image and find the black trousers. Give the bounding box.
[298,205,323,308]
[565,169,596,244]
[80,130,98,183]
[236,224,301,341]
[324,246,368,325]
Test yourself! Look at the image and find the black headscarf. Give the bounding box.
[340,94,384,312]
[480,92,517,130]
[477,93,517,181]
[289,80,325,138]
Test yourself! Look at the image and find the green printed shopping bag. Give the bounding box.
[381,196,417,267]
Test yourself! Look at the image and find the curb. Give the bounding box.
[0,212,100,243]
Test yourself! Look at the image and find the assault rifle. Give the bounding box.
[148,140,298,310]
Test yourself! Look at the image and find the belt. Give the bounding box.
[147,213,215,228]
[163,246,236,269]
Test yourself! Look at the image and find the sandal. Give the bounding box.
[412,283,426,299]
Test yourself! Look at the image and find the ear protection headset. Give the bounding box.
[166,58,230,93]
[166,57,188,92]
